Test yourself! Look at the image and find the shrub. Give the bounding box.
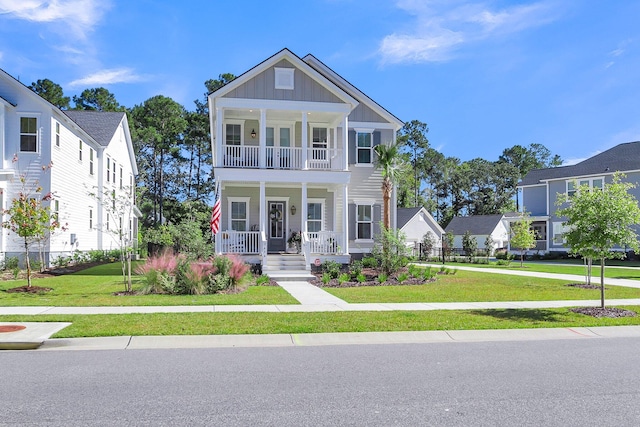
[422,266,434,281]
[175,258,217,295]
[322,272,332,284]
[322,260,341,279]
[255,275,270,286]
[372,225,409,275]
[397,272,409,284]
[3,256,19,271]
[377,273,388,284]
[88,250,108,263]
[356,272,366,283]
[337,273,350,285]
[408,264,421,278]
[361,256,377,268]
[349,260,363,279]
[496,259,511,266]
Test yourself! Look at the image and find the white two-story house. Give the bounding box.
[208,49,403,271]
[0,68,139,265]
[518,141,640,254]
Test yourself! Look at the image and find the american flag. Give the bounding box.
[210,198,221,234]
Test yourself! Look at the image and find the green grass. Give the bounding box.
[0,262,298,306]
[420,261,640,280]
[324,270,640,303]
[2,306,640,338]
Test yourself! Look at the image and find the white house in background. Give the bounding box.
[397,207,444,256]
[444,213,515,254]
[208,48,403,272]
[0,68,139,265]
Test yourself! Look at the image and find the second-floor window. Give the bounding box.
[357,132,373,164]
[55,122,60,147]
[107,157,111,182]
[20,117,38,152]
[567,177,604,197]
[226,124,241,146]
[89,148,94,175]
[78,140,83,161]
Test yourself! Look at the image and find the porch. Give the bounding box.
[218,230,345,256]
[223,145,343,170]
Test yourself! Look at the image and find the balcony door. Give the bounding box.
[266,126,292,169]
[268,201,286,252]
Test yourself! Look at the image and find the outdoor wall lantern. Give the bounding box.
[290,205,296,215]
[251,129,257,138]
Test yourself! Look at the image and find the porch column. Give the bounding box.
[342,184,349,254]
[260,181,266,262]
[216,107,223,167]
[259,109,266,168]
[342,116,349,170]
[301,111,308,169]
[301,183,308,233]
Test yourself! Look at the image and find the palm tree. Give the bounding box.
[374,143,403,229]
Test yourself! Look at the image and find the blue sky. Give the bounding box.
[1,0,639,165]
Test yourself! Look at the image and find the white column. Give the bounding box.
[301,183,308,233]
[342,116,349,170]
[260,181,266,262]
[301,111,308,169]
[216,107,223,167]
[342,184,349,254]
[259,109,266,168]
[332,127,338,170]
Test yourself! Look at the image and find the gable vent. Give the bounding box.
[275,67,294,90]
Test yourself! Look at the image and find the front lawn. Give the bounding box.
[322,270,640,303]
[0,262,298,306]
[3,306,640,338]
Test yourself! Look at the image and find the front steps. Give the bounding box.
[263,254,315,281]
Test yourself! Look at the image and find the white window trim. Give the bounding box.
[106,156,111,183]
[89,148,94,175]
[224,120,244,146]
[307,198,325,232]
[55,121,60,148]
[274,67,295,90]
[355,201,375,242]
[227,196,250,231]
[18,115,40,153]
[566,176,604,196]
[78,139,83,162]
[354,128,375,166]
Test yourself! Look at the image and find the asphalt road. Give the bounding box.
[2,338,640,426]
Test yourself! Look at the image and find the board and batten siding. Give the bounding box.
[223,60,344,104]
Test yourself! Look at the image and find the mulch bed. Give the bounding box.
[570,307,637,318]
[565,283,605,290]
[5,285,53,294]
[310,267,433,288]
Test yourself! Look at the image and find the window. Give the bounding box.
[307,202,323,232]
[53,200,59,222]
[119,167,123,189]
[20,117,37,152]
[78,140,83,161]
[129,175,133,196]
[89,209,93,229]
[55,122,60,147]
[567,177,604,197]
[356,132,373,164]
[112,162,116,183]
[229,198,249,231]
[112,190,116,210]
[106,213,110,231]
[225,124,241,146]
[274,67,294,90]
[106,157,111,182]
[356,204,373,240]
[89,148,94,175]
[312,127,327,160]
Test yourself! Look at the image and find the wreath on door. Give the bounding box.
[269,207,282,221]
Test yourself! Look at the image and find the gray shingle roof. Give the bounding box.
[397,207,423,229]
[63,111,125,146]
[445,214,506,235]
[520,141,640,186]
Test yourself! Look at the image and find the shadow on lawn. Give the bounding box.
[471,308,563,323]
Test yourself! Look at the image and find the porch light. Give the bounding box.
[251,129,257,138]
[290,205,296,215]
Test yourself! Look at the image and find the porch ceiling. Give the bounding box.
[223,108,341,125]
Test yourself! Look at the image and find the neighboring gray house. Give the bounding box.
[445,214,513,254]
[0,68,139,265]
[397,207,444,255]
[518,141,640,253]
[208,48,403,272]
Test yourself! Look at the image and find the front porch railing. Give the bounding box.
[219,231,260,254]
[222,145,343,171]
[306,231,343,254]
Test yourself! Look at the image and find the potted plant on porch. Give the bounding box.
[287,230,302,253]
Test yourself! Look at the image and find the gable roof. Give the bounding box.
[209,48,358,108]
[397,207,423,229]
[63,111,126,147]
[302,53,403,129]
[0,94,16,107]
[445,214,507,235]
[520,141,640,186]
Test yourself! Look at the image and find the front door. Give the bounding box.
[268,201,286,252]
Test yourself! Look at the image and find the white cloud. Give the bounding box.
[379,1,559,64]
[68,68,144,87]
[0,0,111,38]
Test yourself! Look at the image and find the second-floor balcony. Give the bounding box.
[222,145,344,171]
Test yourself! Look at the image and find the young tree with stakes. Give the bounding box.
[510,213,536,268]
[556,173,640,308]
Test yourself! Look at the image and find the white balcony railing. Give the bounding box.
[219,231,260,254]
[222,145,343,171]
[306,231,343,254]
